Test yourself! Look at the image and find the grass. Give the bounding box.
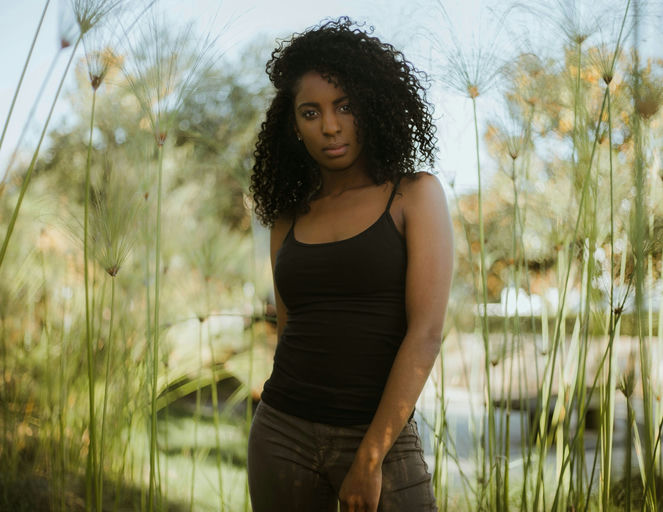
[0,407,250,512]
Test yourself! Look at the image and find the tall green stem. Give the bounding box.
[205,283,225,512]
[142,184,152,506]
[1,52,60,188]
[572,41,589,501]
[39,251,55,475]
[432,337,447,511]
[449,187,484,496]
[58,286,69,512]
[190,319,203,512]
[433,352,448,512]
[244,218,258,512]
[600,83,616,512]
[471,95,496,508]
[626,394,633,512]
[0,0,50,152]
[98,276,116,512]
[533,78,606,512]
[0,36,82,271]
[632,3,656,505]
[571,41,582,172]
[503,159,521,511]
[149,143,164,512]
[84,88,99,512]
[1,315,6,462]
[575,207,597,503]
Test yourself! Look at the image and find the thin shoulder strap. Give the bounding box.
[286,213,296,238]
[385,176,402,212]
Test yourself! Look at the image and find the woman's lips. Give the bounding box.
[322,144,348,157]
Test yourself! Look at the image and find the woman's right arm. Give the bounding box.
[270,216,291,339]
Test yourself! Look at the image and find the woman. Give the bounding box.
[248,17,453,512]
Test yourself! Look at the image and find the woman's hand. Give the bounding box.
[338,457,382,512]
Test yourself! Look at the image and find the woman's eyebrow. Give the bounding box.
[296,96,349,110]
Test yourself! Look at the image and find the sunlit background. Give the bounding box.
[1,0,662,510]
[1,0,509,192]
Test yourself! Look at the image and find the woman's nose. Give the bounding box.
[321,112,341,135]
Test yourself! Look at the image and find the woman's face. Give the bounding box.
[293,71,366,175]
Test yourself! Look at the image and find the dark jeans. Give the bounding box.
[247,400,438,512]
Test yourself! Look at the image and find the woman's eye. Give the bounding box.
[339,104,352,113]
[302,110,318,119]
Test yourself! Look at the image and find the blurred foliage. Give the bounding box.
[36,44,269,231]
[452,48,663,304]
[0,33,274,509]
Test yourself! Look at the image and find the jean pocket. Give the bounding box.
[407,419,431,472]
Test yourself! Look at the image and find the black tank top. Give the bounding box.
[260,178,409,426]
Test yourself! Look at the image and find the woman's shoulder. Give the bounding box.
[398,171,446,207]
[398,172,452,246]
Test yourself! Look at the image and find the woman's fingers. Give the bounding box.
[340,496,377,512]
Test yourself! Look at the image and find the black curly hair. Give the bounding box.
[250,17,437,227]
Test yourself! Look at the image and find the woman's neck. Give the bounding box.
[317,168,375,199]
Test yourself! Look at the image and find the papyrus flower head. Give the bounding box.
[420,0,509,100]
[84,45,118,90]
[88,170,141,277]
[69,0,128,36]
[79,1,151,90]
[617,362,636,398]
[486,107,532,164]
[58,0,78,49]
[512,0,617,49]
[121,6,219,147]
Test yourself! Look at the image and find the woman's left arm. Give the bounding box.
[339,173,454,512]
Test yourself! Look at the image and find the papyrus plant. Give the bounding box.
[120,7,219,508]
[427,2,511,506]
[88,170,140,512]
